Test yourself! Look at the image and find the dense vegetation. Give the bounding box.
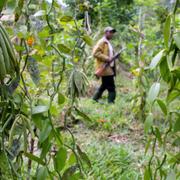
[0,0,179,179]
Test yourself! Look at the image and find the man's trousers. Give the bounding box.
[93,75,116,103]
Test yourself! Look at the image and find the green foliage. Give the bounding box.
[0,0,6,13]
[149,50,165,70]
[164,14,171,49]
[173,32,180,49]
[144,1,180,179]
[54,147,67,171]
[0,0,91,178]
[37,166,48,180]
[85,141,141,179]
[78,92,132,131]
[0,0,179,179]
[156,99,167,115]
[0,150,13,179]
[144,113,153,134]
[147,82,160,103]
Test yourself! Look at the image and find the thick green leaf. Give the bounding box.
[174,32,180,49]
[171,66,180,79]
[14,44,25,51]
[32,114,44,129]
[167,90,180,103]
[75,107,92,122]
[159,57,171,82]
[60,16,73,22]
[0,150,13,179]
[40,138,52,158]
[155,127,162,145]
[58,93,66,105]
[24,152,45,165]
[43,55,57,66]
[14,0,24,22]
[77,145,91,168]
[164,15,171,49]
[166,170,176,180]
[34,10,46,17]
[174,118,180,132]
[172,137,180,146]
[147,82,160,103]
[39,121,52,143]
[149,50,165,69]
[156,99,167,115]
[58,44,71,54]
[171,74,178,89]
[144,113,153,134]
[29,4,36,10]
[37,166,48,180]
[82,35,93,46]
[41,1,47,11]
[0,101,7,107]
[0,0,7,13]
[32,105,49,115]
[6,0,16,13]
[168,152,180,164]
[145,137,151,154]
[38,28,50,38]
[144,167,151,180]
[54,147,67,172]
[68,152,76,166]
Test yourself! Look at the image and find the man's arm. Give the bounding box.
[93,42,110,62]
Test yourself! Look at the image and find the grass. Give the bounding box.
[85,141,142,180]
[78,74,135,132]
[63,73,147,179]
[69,122,146,180]
[63,71,179,179]
[79,97,130,131]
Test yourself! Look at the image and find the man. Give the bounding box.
[92,27,117,104]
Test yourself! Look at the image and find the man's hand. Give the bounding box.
[106,57,113,62]
[106,54,119,63]
[106,48,126,63]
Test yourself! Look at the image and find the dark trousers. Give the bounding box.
[93,75,116,103]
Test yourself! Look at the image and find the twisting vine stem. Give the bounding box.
[148,128,157,180]
[46,0,55,33]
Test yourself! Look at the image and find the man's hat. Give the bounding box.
[104,26,116,33]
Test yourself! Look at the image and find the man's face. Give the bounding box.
[105,31,114,40]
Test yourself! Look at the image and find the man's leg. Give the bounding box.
[107,76,116,103]
[93,77,106,101]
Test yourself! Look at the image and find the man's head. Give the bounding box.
[104,27,116,40]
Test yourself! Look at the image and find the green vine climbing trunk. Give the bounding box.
[144,0,180,179]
